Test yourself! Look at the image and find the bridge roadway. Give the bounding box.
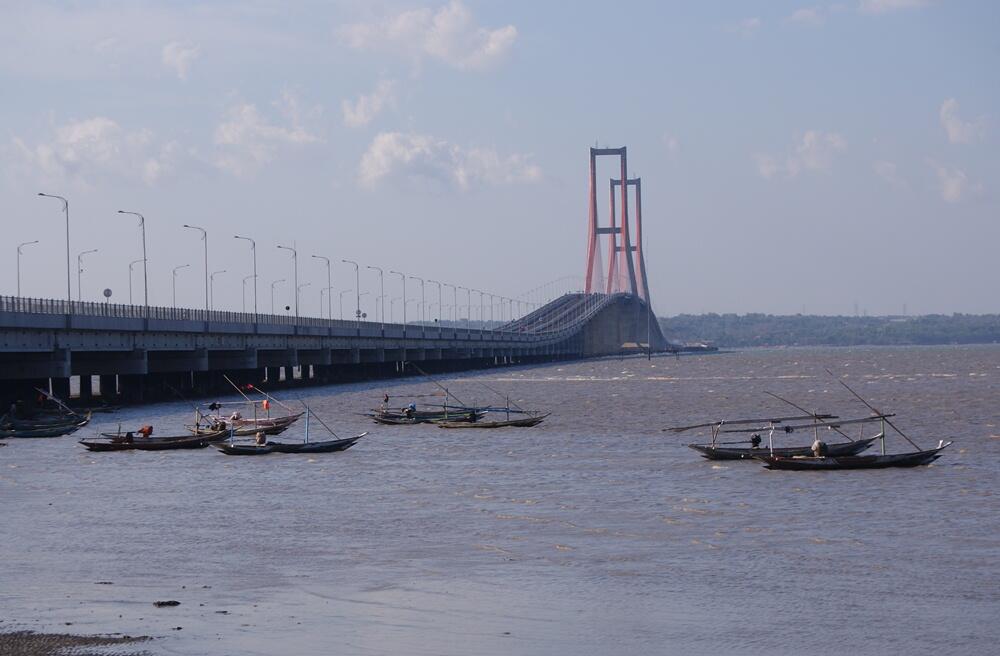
[0,293,666,403]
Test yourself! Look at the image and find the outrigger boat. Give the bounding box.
[216,401,367,457]
[667,413,879,460]
[80,429,227,451]
[756,375,952,471]
[437,413,549,429]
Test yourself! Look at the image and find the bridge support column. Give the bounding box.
[78,375,93,402]
[99,375,118,399]
[119,374,145,403]
[51,377,70,401]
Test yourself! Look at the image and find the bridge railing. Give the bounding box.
[0,293,605,340]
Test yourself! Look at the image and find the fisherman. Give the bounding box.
[137,425,153,438]
[255,430,267,446]
[403,403,416,419]
[811,438,828,457]
[381,393,390,412]
[750,434,762,449]
[123,431,134,444]
[230,410,242,421]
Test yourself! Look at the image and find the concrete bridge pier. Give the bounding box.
[78,375,93,402]
[99,375,118,399]
[51,377,71,402]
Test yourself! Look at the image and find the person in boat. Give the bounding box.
[137,425,153,438]
[812,438,828,457]
[230,410,242,422]
[254,431,267,446]
[123,431,134,443]
[750,434,762,449]
[403,402,416,419]
[208,401,222,411]
[381,393,389,412]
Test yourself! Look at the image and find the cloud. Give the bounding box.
[213,93,320,175]
[726,17,762,37]
[929,161,978,203]
[342,80,396,128]
[339,0,517,71]
[358,132,541,190]
[161,41,201,80]
[11,116,177,186]
[787,7,826,25]
[858,0,929,14]
[756,130,847,179]
[873,160,906,187]
[939,98,985,144]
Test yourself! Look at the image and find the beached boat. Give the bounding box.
[437,413,549,429]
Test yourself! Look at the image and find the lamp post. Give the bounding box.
[76,248,98,302]
[342,260,359,326]
[338,289,352,320]
[182,224,208,311]
[428,280,443,324]
[242,275,257,313]
[409,276,425,325]
[390,270,406,329]
[297,282,311,315]
[128,258,145,305]
[172,264,190,308]
[458,286,471,331]
[234,235,258,317]
[358,291,370,321]
[37,193,71,305]
[16,240,39,297]
[210,270,226,310]
[312,255,332,321]
[444,283,457,323]
[117,210,148,316]
[270,279,285,314]
[277,243,298,320]
[366,265,384,329]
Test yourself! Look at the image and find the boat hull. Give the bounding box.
[79,432,225,451]
[215,444,275,456]
[689,436,878,461]
[758,446,948,470]
[269,435,365,453]
[437,414,548,429]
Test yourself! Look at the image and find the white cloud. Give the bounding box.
[342,80,396,128]
[939,98,985,144]
[858,0,929,14]
[358,132,541,190]
[726,17,762,37]
[161,41,201,80]
[756,130,847,179]
[787,7,826,25]
[11,116,177,186]
[339,0,517,71]
[873,160,906,187]
[213,94,320,175]
[930,162,978,203]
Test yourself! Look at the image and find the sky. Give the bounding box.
[1,0,997,317]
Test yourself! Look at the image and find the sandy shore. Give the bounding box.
[0,631,151,656]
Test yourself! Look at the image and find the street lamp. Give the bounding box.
[311,255,332,321]
[270,279,285,314]
[390,270,406,329]
[117,210,148,315]
[277,243,298,320]
[297,282,311,316]
[76,248,98,302]
[444,283,457,323]
[342,260,359,326]
[243,275,258,313]
[16,240,39,297]
[358,291,370,321]
[210,270,226,310]
[234,235,258,317]
[428,279,443,324]
[338,289,352,320]
[458,286,470,331]
[366,265,384,328]
[37,193,71,304]
[128,259,146,305]
[172,264,190,308]
[182,224,208,312]
[409,276,425,325]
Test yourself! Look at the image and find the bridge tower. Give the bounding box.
[585,147,651,304]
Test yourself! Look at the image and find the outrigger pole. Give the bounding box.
[764,391,856,443]
[825,369,922,451]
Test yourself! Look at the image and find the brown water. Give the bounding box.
[1,346,998,655]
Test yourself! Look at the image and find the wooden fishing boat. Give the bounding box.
[215,443,275,456]
[79,431,226,451]
[689,435,878,460]
[372,410,483,425]
[0,412,92,438]
[186,422,291,437]
[437,413,549,429]
[0,411,91,433]
[758,442,950,470]
[268,433,367,453]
